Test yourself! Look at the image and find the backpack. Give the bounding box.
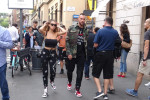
[113,37,122,60]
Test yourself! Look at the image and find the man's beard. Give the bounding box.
[79,22,85,27]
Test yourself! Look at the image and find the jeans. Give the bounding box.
[84,56,93,77]
[66,55,85,90]
[0,63,10,100]
[120,49,128,73]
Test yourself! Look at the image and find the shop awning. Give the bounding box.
[91,0,110,18]
[123,0,150,10]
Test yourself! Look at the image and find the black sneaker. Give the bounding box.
[93,91,104,99]
[103,94,109,100]
[108,88,115,94]
[60,69,64,74]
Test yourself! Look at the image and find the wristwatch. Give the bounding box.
[143,58,147,61]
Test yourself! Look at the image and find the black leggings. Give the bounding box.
[41,48,57,87]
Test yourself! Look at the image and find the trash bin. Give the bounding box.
[30,49,42,70]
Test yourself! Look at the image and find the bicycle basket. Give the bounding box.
[17,48,31,57]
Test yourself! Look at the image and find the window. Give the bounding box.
[55,3,58,21]
[60,2,63,22]
[146,6,150,19]
[51,7,53,20]
[48,9,50,21]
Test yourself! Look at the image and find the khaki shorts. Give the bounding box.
[138,60,150,75]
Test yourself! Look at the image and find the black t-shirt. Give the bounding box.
[144,30,150,59]
[77,28,85,56]
[32,28,38,33]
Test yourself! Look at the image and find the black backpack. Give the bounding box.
[113,37,122,60]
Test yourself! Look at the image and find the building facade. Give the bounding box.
[32,0,87,28]
[96,0,150,76]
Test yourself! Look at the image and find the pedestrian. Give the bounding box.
[66,13,88,97]
[8,23,19,67]
[25,26,33,62]
[32,20,38,32]
[57,25,67,74]
[126,18,150,99]
[84,27,100,80]
[0,26,13,100]
[92,17,119,100]
[39,20,67,98]
[118,23,131,78]
[33,26,44,49]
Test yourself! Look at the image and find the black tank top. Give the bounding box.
[45,39,57,48]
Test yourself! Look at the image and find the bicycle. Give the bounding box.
[11,47,32,77]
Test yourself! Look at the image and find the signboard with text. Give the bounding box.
[8,0,34,9]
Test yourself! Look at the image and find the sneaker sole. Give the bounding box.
[51,87,56,90]
[93,93,104,99]
[75,93,82,98]
[125,91,137,97]
[42,93,48,98]
[67,87,72,91]
[145,84,150,87]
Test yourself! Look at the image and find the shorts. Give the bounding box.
[138,60,150,75]
[92,51,114,79]
[58,47,66,60]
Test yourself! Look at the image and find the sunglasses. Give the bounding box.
[51,24,57,27]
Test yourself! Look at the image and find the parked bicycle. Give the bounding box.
[11,47,32,77]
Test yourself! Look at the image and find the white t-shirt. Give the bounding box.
[8,26,19,41]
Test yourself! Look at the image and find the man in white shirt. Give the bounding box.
[8,24,19,42]
[8,24,19,67]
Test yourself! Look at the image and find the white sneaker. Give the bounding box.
[42,87,48,98]
[50,82,56,90]
[145,82,150,87]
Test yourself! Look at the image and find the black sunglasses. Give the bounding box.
[51,24,57,27]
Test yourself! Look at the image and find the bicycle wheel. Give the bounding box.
[24,58,32,76]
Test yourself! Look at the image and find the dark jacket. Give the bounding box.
[87,32,95,56]
[25,32,30,48]
[33,30,44,46]
[122,33,130,52]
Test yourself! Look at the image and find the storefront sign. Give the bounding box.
[67,7,75,12]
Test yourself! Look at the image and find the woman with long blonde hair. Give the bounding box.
[39,20,67,98]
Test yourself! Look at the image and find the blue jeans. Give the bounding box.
[120,49,128,73]
[0,63,10,100]
[84,56,93,77]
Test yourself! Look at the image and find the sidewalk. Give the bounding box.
[0,62,150,100]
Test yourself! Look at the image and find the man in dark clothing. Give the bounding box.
[92,17,119,100]
[25,26,33,61]
[84,27,100,79]
[32,20,38,33]
[34,26,44,49]
[66,13,88,97]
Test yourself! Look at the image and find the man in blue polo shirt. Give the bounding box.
[92,17,119,100]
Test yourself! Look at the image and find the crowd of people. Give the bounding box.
[0,13,150,100]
